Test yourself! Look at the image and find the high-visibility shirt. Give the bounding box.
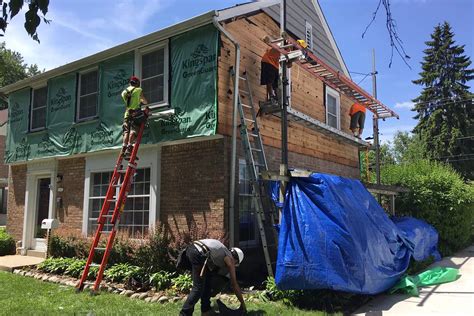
[262,48,280,70]
[121,86,143,118]
[350,102,366,116]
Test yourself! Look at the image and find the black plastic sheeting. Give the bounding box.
[274,173,440,294]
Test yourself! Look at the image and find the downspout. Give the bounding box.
[212,15,240,247]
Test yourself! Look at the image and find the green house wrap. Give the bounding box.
[5,24,218,163]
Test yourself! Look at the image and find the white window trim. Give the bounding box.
[30,86,48,132]
[135,40,169,110]
[82,147,159,236]
[76,67,99,122]
[325,85,341,130]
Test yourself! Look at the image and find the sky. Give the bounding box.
[3,0,473,143]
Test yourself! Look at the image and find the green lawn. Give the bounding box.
[0,272,334,315]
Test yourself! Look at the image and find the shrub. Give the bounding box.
[103,263,142,283]
[171,273,193,294]
[150,271,174,291]
[49,228,88,259]
[133,226,175,273]
[38,257,77,274]
[64,259,86,278]
[0,228,16,256]
[382,160,474,255]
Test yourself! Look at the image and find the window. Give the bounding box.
[305,21,313,51]
[88,168,150,237]
[325,86,340,129]
[77,69,98,121]
[139,44,168,107]
[239,159,257,246]
[30,87,47,131]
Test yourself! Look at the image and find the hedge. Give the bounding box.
[0,227,16,256]
[382,160,474,256]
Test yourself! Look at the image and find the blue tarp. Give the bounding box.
[275,173,440,295]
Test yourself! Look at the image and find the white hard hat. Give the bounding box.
[231,247,244,265]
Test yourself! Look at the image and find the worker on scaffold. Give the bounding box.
[260,46,281,104]
[121,76,148,158]
[349,102,366,138]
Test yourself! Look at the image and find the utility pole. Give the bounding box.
[372,49,381,201]
[279,0,289,222]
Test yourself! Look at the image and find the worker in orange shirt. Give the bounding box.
[349,102,366,138]
[260,47,280,103]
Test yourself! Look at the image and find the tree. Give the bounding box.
[412,22,474,179]
[0,0,50,42]
[0,42,42,107]
[391,131,425,164]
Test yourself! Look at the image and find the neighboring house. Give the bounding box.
[0,0,397,257]
[0,109,8,226]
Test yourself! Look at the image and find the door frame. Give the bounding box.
[21,160,57,254]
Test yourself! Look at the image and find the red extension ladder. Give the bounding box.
[76,108,150,294]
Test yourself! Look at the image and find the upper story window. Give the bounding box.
[77,69,98,121]
[30,86,47,131]
[305,21,313,51]
[138,43,168,108]
[325,86,340,129]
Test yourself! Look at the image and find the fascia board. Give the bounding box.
[216,0,281,21]
[1,10,217,95]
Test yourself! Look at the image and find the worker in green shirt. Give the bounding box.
[121,76,148,157]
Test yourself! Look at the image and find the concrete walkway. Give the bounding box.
[354,245,474,316]
[0,255,45,272]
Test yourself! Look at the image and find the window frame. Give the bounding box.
[29,85,48,132]
[76,67,99,122]
[325,85,341,130]
[135,41,169,110]
[305,21,314,51]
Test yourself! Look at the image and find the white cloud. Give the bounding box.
[394,101,414,109]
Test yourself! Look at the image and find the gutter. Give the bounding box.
[212,15,240,247]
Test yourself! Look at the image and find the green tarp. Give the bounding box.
[390,267,460,296]
[5,24,218,163]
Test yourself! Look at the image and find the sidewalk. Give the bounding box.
[0,255,45,272]
[353,245,474,316]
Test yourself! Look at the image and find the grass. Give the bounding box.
[0,271,335,315]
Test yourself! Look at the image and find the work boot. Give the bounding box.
[123,145,133,159]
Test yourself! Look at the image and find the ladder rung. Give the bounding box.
[89,263,100,267]
[100,231,112,234]
[250,148,262,152]
[94,247,106,251]
[244,118,255,122]
[113,184,122,187]
[239,76,246,81]
[107,199,117,203]
[241,103,252,108]
[249,133,259,137]
[240,90,250,95]
[117,169,127,173]
[101,214,113,218]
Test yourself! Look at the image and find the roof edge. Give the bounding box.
[216,0,281,21]
[1,10,217,95]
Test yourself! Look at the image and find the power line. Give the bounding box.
[350,71,371,76]
[406,96,473,109]
[357,73,371,85]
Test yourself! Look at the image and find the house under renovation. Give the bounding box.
[1,0,398,262]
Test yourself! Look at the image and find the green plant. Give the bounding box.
[49,228,88,259]
[64,259,86,278]
[37,257,76,274]
[0,228,16,256]
[133,227,175,273]
[264,277,298,304]
[150,271,174,291]
[171,273,193,294]
[103,263,142,283]
[382,160,474,255]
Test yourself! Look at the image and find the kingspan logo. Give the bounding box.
[91,122,114,146]
[50,87,72,112]
[10,102,24,123]
[182,44,216,79]
[38,133,55,155]
[160,106,191,128]
[107,69,129,98]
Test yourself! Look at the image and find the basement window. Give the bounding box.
[138,43,169,108]
[325,85,340,129]
[88,168,151,237]
[30,86,47,131]
[77,69,98,121]
[238,159,257,247]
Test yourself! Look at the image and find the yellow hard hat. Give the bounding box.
[297,39,308,49]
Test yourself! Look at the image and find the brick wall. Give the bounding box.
[56,157,85,233]
[6,164,26,241]
[160,138,227,240]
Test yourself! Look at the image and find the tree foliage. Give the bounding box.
[412,22,474,179]
[0,0,50,42]
[0,42,42,107]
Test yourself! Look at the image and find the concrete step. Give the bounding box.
[26,250,47,259]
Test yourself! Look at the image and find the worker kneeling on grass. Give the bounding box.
[178,239,246,316]
[349,102,366,138]
[121,75,148,158]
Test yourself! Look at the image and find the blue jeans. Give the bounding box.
[179,245,212,316]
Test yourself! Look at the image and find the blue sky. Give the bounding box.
[4,0,473,143]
